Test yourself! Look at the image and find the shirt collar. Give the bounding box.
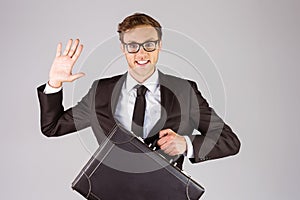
[126,68,159,94]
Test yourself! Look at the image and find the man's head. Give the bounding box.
[118,13,162,83]
[118,13,162,43]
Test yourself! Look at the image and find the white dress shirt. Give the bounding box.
[114,69,161,139]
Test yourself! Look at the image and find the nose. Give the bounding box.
[135,46,147,59]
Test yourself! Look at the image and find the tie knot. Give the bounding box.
[136,85,148,96]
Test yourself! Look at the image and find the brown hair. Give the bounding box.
[117,13,162,42]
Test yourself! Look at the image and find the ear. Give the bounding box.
[120,43,125,53]
[158,40,162,51]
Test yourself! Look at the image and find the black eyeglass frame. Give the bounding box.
[122,40,160,53]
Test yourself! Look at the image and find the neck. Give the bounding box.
[128,68,155,84]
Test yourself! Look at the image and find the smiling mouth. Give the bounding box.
[135,60,150,66]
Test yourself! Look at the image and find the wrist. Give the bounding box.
[48,80,62,88]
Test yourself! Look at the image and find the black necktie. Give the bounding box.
[131,85,148,138]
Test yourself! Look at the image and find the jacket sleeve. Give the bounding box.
[187,81,241,163]
[37,81,97,137]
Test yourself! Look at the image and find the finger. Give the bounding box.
[56,42,62,57]
[159,129,172,138]
[63,39,73,56]
[157,136,168,146]
[67,72,85,82]
[68,39,80,57]
[160,140,172,150]
[162,144,176,155]
[161,137,179,150]
[168,151,178,156]
[163,143,181,156]
[71,44,83,61]
[158,129,177,146]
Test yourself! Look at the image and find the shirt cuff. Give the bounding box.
[183,135,194,158]
[43,82,62,94]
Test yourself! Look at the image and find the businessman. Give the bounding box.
[37,13,240,170]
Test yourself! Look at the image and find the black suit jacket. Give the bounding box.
[37,71,240,169]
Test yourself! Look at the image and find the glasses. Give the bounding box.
[122,40,160,53]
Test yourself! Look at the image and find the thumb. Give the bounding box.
[159,129,171,138]
[68,72,86,82]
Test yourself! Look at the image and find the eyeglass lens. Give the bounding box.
[125,41,158,53]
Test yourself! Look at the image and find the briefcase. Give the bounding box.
[72,124,205,200]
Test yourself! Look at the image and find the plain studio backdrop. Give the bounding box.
[1,0,299,199]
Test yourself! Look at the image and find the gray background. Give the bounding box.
[1,0,299,199]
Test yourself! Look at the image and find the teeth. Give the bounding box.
[137,60,148,65]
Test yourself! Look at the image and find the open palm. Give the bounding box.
[49,39,85,88]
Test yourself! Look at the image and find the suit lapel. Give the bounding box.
[111,73,127,115]
[160,72,176,120]
[147,71,176,138]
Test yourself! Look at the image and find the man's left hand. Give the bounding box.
[157,129,187,156]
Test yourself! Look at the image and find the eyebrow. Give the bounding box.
[126,37,158,43]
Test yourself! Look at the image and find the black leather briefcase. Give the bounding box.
[72,124,205,200]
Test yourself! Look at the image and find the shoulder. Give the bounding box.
[91,73,126,90]
[96,73,125,84]
[158,70,197,89]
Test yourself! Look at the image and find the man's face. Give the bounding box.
[121,25,161,83]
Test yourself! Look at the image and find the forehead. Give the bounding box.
[123,25,158,43]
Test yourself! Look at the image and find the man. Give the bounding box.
[37,13,240,170]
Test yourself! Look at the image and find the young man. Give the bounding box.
[37,13,240,170]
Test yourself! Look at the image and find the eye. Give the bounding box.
[127,43,139,49]
[144,42,155,49]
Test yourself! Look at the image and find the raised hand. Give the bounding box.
[48,39,85,88]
